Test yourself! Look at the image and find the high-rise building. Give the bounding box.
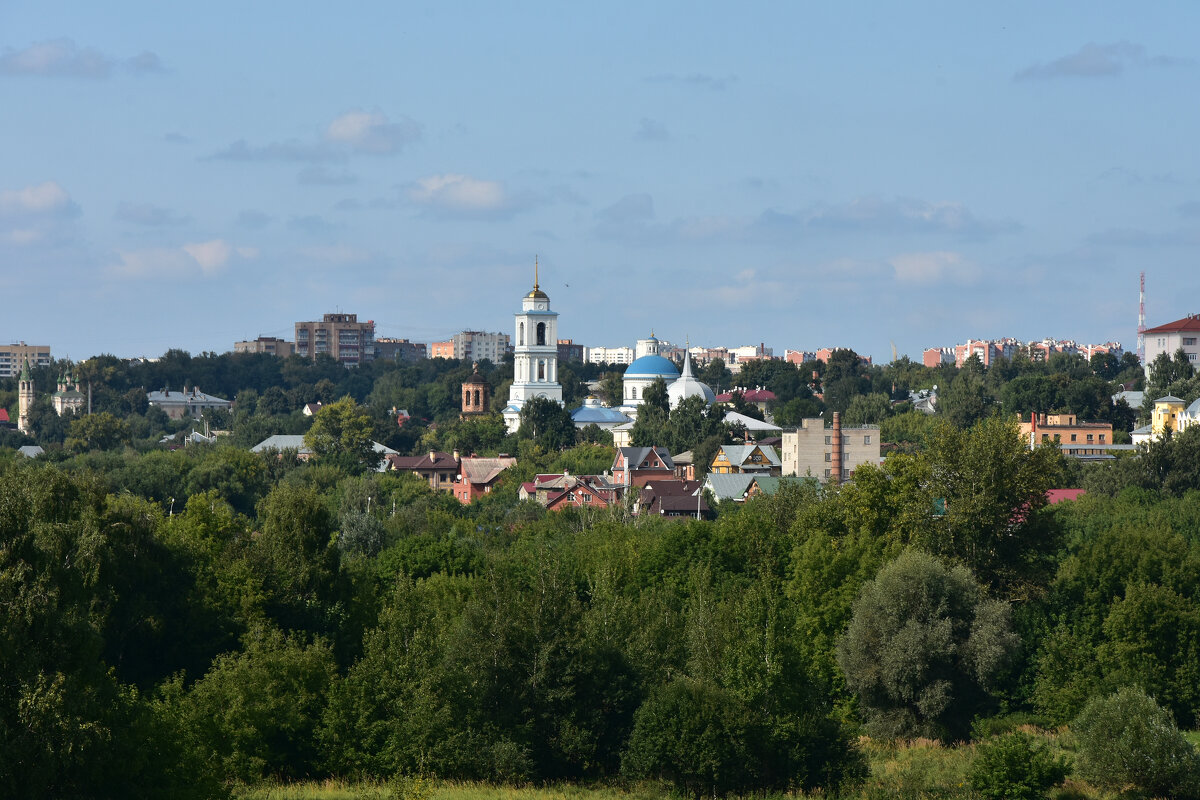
[0,342,51,378]
[294,313,375,365]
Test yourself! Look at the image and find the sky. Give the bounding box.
[2,2,1199,363]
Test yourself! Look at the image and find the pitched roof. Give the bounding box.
[615,446,674,470]
[251,434,312,454]
[1143,315,1200,334]
[17,445,44,458]
[653,494,710,514]
[705,473,756,502]
[1155,395,1185,404]
[0,408,8,423]
[721,410,782,431]
[388,451,459,471]
[717,444,781,468]
[459,456,518,485]
[716,388,776,403]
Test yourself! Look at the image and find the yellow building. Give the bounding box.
[709,443,781,475]
[1152,395,1186,436]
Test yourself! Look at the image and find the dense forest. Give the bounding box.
[4,347,1200,799]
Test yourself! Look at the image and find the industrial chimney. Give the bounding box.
[831,411,843,486]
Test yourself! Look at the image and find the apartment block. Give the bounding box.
[374,337,427,362]
[780,417,881,483]
[556,339,584,362]
[429,330,510,362]
[234,337,295,357]
[585,346,635,365]
[294,313,375,365]
[0,342,51,378]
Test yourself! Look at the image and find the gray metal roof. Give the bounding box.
[704,473,755,501]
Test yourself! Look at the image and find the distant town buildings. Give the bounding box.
[1018,413,1112,449]
[234,337,295,357]
[556,339,584,363]
[585,345,635,365]
[374,338,427,362]
[430,330,511,363]
[923,338,1122,368]
[0,342,50,378]
[148,386,232,420]
[294,313,375,365]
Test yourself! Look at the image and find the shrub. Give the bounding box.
[1072,686,1200,799]
[969,732,1067,800]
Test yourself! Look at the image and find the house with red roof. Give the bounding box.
[519,472,622,510]
[452,455,518,504]
[1143,314,1200,373]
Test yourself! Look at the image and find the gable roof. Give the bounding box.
[459,456,518,485]
[17,445,45,458]
[251,434,312,454]
[615,446,674,470]
[705,473,756,502]
[722,410,782,431]
[0,408,8,423]
[1143,315,1200,335]
[388,451,459,471]
[716,444,781,468]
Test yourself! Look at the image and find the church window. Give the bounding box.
[538,360,545,380]
[519,323,524,346]
[536,322,546,346]
[473,389,480,406]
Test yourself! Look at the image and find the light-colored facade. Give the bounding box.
[434,330,511,363]
[148,387,233,420]
[0,342,51,378]
[502,270,563,433]
[1151,396,1186,437]
[294,313,375,365]
[585,345,635,365]
[234,337,295,357]
[1143,315,1200,372]
[780,418,881,483]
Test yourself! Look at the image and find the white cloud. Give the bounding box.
[409,174,506,211]
[889,251,980,285]
[0,181,77,216]
[109,239,251,279]
[325,110,421,155]
[182,240,232,274]
[0,39,163,78]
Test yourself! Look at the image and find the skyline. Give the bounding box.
[3,2,1199,362]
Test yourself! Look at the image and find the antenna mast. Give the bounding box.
[1137,271,1146,365]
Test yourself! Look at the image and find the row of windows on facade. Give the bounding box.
[825,435,871,445]
[1039,433,1106,443]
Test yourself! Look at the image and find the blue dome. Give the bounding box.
[624,354,680,378]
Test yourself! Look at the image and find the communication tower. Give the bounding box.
[1137,271,1146,365]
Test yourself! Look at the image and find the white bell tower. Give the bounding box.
[503,258,563,433]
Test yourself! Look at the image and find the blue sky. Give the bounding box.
[2,2,1198,363]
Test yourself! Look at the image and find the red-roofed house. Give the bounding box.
[1046,489,1086,504]
[715,387,777,414]
[452,456,518,503]
[1143,314,1200,372]
[611,447,675,487]
[0,408,10,427]
[519,472,621,510]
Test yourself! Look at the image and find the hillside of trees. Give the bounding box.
[4,347,1200,798]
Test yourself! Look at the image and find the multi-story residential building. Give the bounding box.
[814,348,872,365]
[585,345,635,365]
[954,338,1020,367]
[780,415,881,484]
[374,337,427,362]
[1017,412,1112,449]
[429,340,455,359]
[556,339,584,363]
[922,347,955,367]
[784,350,818,365]
[0,342,51,378]
[294,313,375,365]
[441,331,516,362]
[234,337,295,357]
[1143,314,1200,371]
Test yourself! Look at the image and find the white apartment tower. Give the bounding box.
[502,263,563,433]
